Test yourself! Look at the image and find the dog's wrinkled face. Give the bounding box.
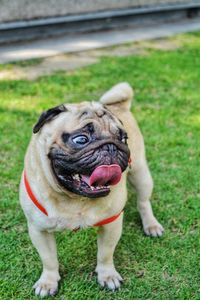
[34,102,130,198]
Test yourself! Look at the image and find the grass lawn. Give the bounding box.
[0,32,200,300]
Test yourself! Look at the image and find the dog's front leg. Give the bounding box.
[28,224,60,297]
[95,212,123,291]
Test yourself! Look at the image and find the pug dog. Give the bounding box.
[19,82,164,297]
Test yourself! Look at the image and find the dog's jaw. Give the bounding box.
[49,141,130,198]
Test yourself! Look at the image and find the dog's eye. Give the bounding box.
[118,128,128,144]
[121,135,128,144]
[72,135,89,145]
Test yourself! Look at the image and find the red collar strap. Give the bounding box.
[24,171,123,227]
[93,210,122,227]
[24,171,48,216]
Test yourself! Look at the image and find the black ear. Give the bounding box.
[33,104,67,134]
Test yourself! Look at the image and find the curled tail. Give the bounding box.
[100,82,133,110]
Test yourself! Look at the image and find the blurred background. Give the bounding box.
[1,1,200,42]
[0,0,200,63]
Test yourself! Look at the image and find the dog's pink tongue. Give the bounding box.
[89,164,122,186]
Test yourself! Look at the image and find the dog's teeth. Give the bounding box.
[90,185,109,191]
[73,174,80,181]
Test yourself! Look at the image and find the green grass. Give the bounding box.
[0,32,200,300]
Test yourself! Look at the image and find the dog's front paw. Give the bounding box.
[96,265,123,291]
[143,218,164,237]
[33,271,60,297]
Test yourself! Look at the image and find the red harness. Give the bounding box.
[24,171,122,227]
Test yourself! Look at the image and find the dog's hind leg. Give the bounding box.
[28,224,60,297]
[128,159,164,237]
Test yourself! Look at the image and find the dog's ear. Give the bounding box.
[33,104,67,134]
[100,82,133,111]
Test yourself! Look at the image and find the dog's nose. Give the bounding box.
[102,144,117,155]
[109,144,117,155]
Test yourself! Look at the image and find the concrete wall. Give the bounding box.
[0,0,196,23]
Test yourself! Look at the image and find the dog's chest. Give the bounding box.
[42,200,108,232]
[39,177,127,232]
[45,211,95,232]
